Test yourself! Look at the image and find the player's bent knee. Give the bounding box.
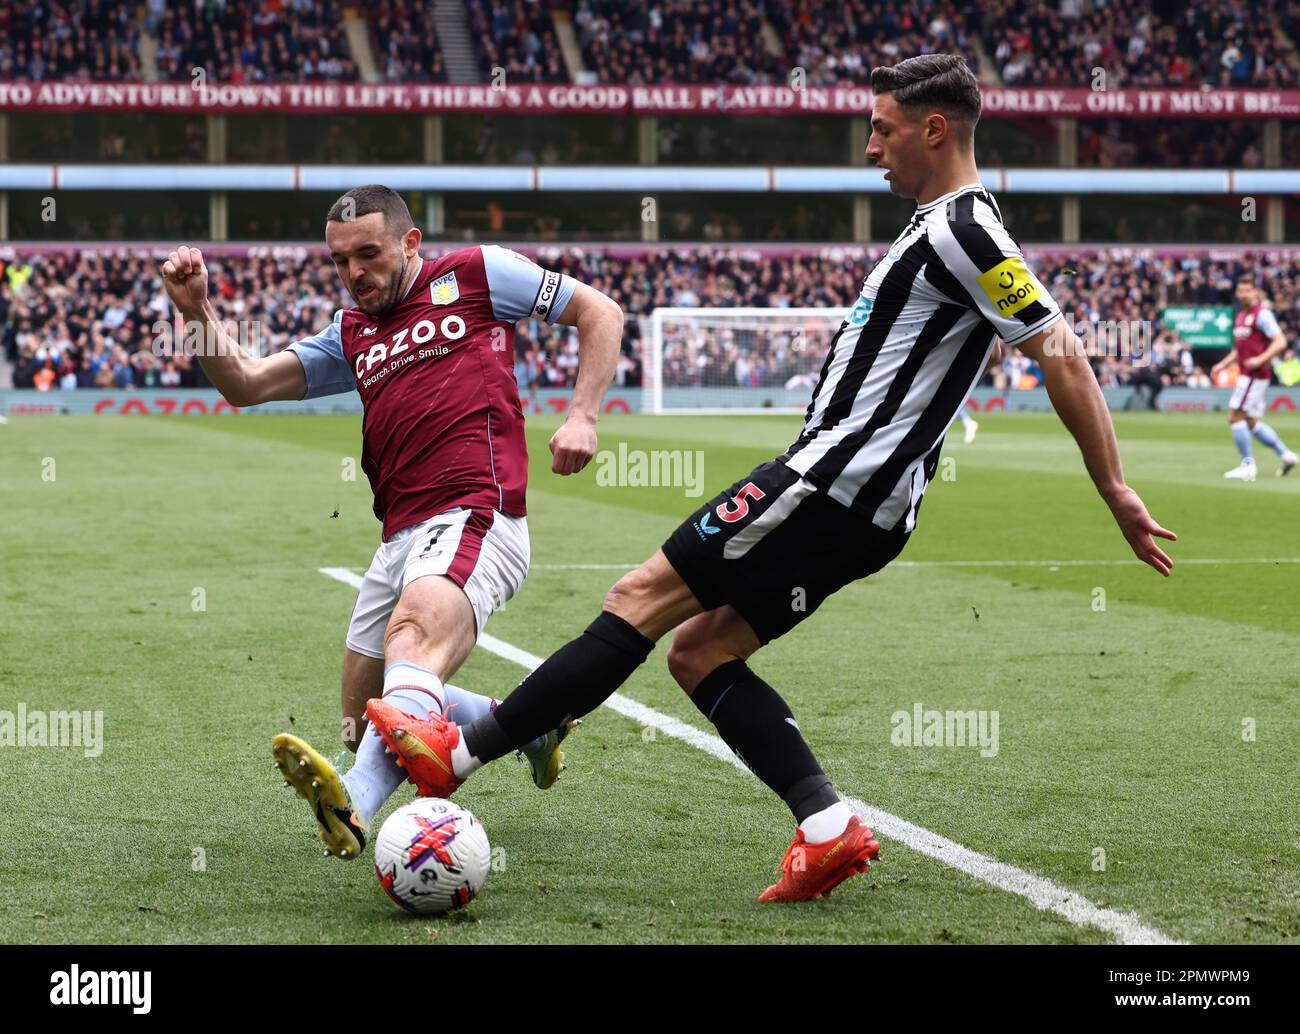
[383,610,434,656]
[603,564,657,617]
[666,631,731,695]
[666,640,704,692]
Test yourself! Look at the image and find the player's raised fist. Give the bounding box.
[161,245,209,314]
[548,413,598,475]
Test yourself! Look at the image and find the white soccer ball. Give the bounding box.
[373,798,491,915]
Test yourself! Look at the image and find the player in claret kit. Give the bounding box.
[363,56,1177,903]
[1214,274,1297,481]
[160,185,624,860]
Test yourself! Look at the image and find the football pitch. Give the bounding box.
[2,410,1297,945]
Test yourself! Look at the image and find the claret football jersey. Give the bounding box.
[288,246,577,538]
[1234,302,1280,381]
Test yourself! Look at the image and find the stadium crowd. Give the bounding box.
[1,251,339,390]
[0,0,144,80]
[2,0,1295,87]
[985,0,1300,87]
[0,0,356,83]
[152,0,356,83]
[4,247,1297,397]
[370,0,446,83]
[466,0,566,84]
[572,0,981,86]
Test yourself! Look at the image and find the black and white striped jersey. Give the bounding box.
[780,183,1062,532]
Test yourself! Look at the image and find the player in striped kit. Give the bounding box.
[161,185,624,860]
[1214,275,1297,481]
[364,57,1176,901]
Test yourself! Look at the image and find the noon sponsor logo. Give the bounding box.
[977,256,1043,317]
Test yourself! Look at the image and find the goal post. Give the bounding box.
[642,307,844,415]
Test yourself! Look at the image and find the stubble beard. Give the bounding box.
[357,258,412,317]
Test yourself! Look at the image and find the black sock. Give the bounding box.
[462,611,655,764]
[690,660,839,822]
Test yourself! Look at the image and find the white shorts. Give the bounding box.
[345,508,530,659]
[1230,377,1268,420]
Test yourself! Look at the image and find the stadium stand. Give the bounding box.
[369,0,447,83]
[572,1,786,85]
[466,0,567,83]
[983,0,1300,87]
[4,1,1294,87]
[4,247,1297,395]
[0,0,143,80]
[1,3,1296,398]
[563,0,1298,88]
[152,0,357,83]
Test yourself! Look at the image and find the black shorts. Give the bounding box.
[661,459,911,644]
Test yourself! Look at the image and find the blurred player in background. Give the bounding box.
[953,342,1000,442]
[161,184,624,859]
[1215,274,1296,480]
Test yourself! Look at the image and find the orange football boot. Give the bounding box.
[758,814,881,902]
[365,697,465,799]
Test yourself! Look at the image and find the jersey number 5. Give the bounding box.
[715,482,766,524]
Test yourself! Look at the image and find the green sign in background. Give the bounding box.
[1161,306,1233,348]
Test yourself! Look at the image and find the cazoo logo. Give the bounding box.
[977,256,1043,317]
[354,316,467,378]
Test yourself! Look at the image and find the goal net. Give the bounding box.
[642,307,844,415]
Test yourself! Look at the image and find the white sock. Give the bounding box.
[449,736,484,779]
[442,683,495,723]
[380,661,446,715]
[799,800,853,844]
[342,662,444,824]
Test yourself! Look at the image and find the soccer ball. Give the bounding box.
[373,798,491,915]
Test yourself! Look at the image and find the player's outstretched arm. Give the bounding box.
[1211,346,1238,378]
[549,282,624,475]
[1018,325,1177,577]
[160,245,308,407]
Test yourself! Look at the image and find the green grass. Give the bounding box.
[1,410,1298,944]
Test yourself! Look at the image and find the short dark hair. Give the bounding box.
[1235,273,1257,287]
[871,54,982,140]
[326,184,414,237]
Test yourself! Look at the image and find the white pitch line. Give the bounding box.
[532,557,1300,571]
[899,557,1300,568]
[318,565,1180,945]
